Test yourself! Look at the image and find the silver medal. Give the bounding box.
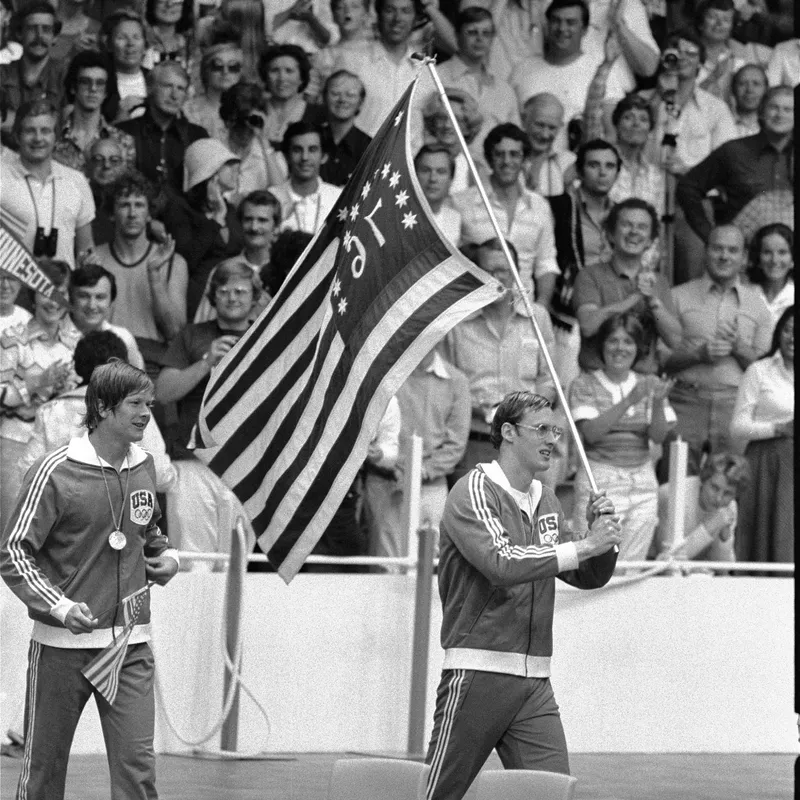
[108,529,127,550]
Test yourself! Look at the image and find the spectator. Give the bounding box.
[161,137,244,318]
[455,123,559,304]
[729,63,768,138]
[1,100,96,268]
[205,0,265,82]
[329,0,420,137]
[96,171,188,377]
[51,0,99,64]
[116,60,208,194]
[478,0,546,82]
[18,329,176,491]
[316,70,372,187]
[0,259,76,531]
[520,93,574,197]
[270,121,341,235]
[444,237,556,484]
[509,0,633,153]
[573,197,681,375]
[730,305,793,563]
[676,85,794,248]
[420,85,484,193]
[694,0,770,103]
[0,269,32,335]
[765,37,800,87]
[143,0,193,70]
[62,263,146,368]
[260,229,313,298]
[183,26,243,141]
[86,136,128,245]
[745,223,794,329]
[194,189,281,322]
[53,49,136,173]
[219,82,285,199]
[0,2,64,130]
[99,9,149,123]
[258,44,314,148]
[663,224,773,474]
[155,259,259,564]
[435,7,520,158]
[569,312,675,560]
[414,144,461,247]
[652,452,750,562]
[363,346,470,560]
[269,0,337,56]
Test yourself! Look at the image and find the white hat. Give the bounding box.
[183,138,241,192]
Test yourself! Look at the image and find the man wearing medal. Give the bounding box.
[1,358,178,800]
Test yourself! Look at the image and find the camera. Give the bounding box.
[660,49,680,72]
[33,227,58,258]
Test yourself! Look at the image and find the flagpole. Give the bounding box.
[419,57,602,497]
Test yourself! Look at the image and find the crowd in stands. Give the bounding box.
[0,0,795,570]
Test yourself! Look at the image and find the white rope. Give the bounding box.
[153,519,272,755]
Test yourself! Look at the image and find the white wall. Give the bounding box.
[1,574,795,755]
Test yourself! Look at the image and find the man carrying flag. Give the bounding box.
[198,75,503,582]
[1,359,178,800]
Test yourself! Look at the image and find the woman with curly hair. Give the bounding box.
[258,43,314,148]
[745,223,794,331]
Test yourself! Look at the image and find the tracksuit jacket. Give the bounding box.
[438,461,617,678]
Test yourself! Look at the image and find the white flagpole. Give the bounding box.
[420,57,602,496]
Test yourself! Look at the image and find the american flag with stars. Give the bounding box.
[198,76,502,583]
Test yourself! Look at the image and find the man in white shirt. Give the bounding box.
[414,144,461,248]
[509,0,633,153]
[1,100,95,268]
[329,0,420,136]
[270,121,341,234]
[521,93,576,197]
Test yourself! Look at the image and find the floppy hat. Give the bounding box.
[183,138,241,192]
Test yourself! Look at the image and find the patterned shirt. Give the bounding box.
[53,112,136,174]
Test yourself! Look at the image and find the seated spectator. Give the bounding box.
[663,224,773,475]
[0,259,76,530]
[0,269,32,335]
[444,237,556,484]
[143,0,193,71]
[0,2,64,132]
[220,82,285,200]
[509,0,633,154]
[435,7,520,159]
[155,259,261,565]
[258,44,314,148]
[652,451,750,562]
[420,85,484,193]
[676,85,794,248]
[18,329,176,490]
[414,144,461,248]
[183,25,243,141]
[54,49,136,173]
[62,263,146,368]
[730,305,793,563]
[51,0,100,64]
[96,171,187,377]
[694,0,771,104]
[765,37,800,87]
[99,9,149,123]
[194,189,281,323]
[316,70,372,187]
[2,100,96,269]
[161,137,244,319]
[745,223,793,330]
[520,93,575,197]
[363,347,470,559]
[569,311,675,561]
[260,229,313,298]
[86,136,128,245]
[455,123,558,304]
[116,60,208,194]
[729,63,768,138]
[270,121,341,235]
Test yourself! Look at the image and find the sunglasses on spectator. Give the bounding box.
[210,61,242,74]
[515,422,564,441]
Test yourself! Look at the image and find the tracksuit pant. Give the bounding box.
[425,669,569,800]
[17,641,157,800]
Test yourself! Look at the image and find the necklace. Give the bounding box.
[98,455,131,550]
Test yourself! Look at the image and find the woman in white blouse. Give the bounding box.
[730,305,794,563]
[746,223,794,333]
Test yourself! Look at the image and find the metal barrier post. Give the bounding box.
[407,524,436,758]
[220,526,243,751]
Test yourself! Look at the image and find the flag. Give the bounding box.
[0,223,69,307]
[198,76,502,583]
[82,586,148,705]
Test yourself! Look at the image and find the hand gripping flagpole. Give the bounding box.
[419,56,602,498]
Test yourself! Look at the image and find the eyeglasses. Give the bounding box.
[210,61,242,74]
[215,286,252,299]
[515,422,564,441]
[235,113,264,128]
[77,77,108,89]
[90,155,123,166]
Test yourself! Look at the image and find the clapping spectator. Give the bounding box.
[269,0,337,57]
[569,312,676,561]
[765,37,800,87]
[730,306,793,563]
[745,223,793,330]
[51,0,99,64]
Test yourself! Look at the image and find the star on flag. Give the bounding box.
[402,212,418,230]
[349,203,360,221]
[361,181,371,200]
[381,162,391,179]
[394,190,409,208]
[337,297,348,315]
[389,171,401,188]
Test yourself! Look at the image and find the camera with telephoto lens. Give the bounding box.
[660,49,680,72]
[33,227,58,258]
